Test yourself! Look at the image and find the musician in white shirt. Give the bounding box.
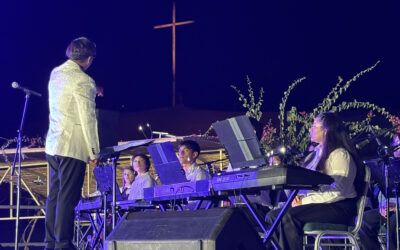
[44,37,100,250]
[128,153,156,200]
[178,140,210,181]
[266,112,364,250]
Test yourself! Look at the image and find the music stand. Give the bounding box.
[97,138,154,244]
[364,157,400,249]
[365,158,400,197]
[147,141,188,185]
[93,164,124,202]
[99,139,155,160]
[212,115,280,245]
[93,164,124,247]
[212,115,266,169]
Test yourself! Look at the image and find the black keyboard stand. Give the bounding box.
[90,212,104,250]
[74,202,105,249]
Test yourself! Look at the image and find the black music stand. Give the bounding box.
[212,115,266,169]
[212,116,275,244]
[93,165,124,203]
[365,158,400,197]
[99,139,155,160]
[147,141,188,185]
[90,164,123,248]
[97,138,154,246]
[364,157,400,249]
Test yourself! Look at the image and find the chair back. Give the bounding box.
[351,165,371,233]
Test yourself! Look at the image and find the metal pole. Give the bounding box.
[11,93,31,250]
[395,187,399,250]
[112,157,117,229]
[385,163,390,250]
[103,191,107,248]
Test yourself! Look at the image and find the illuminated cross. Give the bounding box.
[154,2,195,107]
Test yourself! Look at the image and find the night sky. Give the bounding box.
[1,0,399,139]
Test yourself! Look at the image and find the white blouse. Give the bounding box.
[301,147,358,204]
[127,172,156,200]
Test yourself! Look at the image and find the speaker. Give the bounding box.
[105,208,264,250]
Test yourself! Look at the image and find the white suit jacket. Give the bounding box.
[45,60,100,163]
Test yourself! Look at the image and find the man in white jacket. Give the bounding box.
[44,37,100,250]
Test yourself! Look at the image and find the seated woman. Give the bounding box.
[120,166,136,200]
[266,112,364,250]
[127,153,156,200]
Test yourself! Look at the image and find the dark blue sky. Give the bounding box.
[1,0,399,138]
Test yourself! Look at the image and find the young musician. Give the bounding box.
[128,153,156,200]
[120,166,136,200]
[178,140,210,181]
[266,112,364,250]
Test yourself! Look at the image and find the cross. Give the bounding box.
[154,2,195,107]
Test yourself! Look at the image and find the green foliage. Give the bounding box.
[231,60,397,157]
[333,100,397,138]
[260,119,278,152]
[276,60,399,152]
[278,77,306,142]
[231,76,264,121]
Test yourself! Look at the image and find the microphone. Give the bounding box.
[285,146,305,157]
[355,138,371,150]
[146,123,153,139]
[368,124,391,158]
[355,130,387,150]
[265,145,304,157]
[265,146,286,157]
[368,125,382,146]
[138,125,148,139]
[11,82,42,97]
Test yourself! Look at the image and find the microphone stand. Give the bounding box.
[370,124,392,250]
[379,147,392,250]
[395,182,400,250]
[377,146,400,250]
[100,154,119,246]
[111,155,118,230]
[10,92,31,250]
[389,144,400,249]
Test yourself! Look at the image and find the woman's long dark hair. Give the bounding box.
[316,112,365,196]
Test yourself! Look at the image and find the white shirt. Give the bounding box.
[301,147,358,205]
[185,163,210,181]
[45,60,100,162]
[128,172,156,200]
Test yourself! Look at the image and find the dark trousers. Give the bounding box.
[359,208,398,250]
[45,155,86,249]
[265,198,357,250]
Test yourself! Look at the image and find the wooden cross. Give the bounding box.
[154,2,195,107]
